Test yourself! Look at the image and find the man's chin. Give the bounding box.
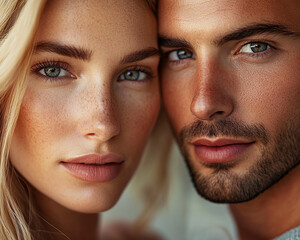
[179,117,300,203]
[188,161,298,204]
[191,172,263,203]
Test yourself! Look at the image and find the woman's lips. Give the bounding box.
[192,139,255,164]
[60,153,125,182]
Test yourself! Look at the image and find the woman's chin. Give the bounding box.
[58,190,124,214]
[68,197,120,214]
[33,184,124,215]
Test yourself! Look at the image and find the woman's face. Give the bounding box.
[10,0,160,213]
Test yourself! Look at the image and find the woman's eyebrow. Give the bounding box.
[34,41,93,61]
[215,23,300,46]
[120,47,160,64]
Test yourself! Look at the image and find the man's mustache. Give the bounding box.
[179,119,269,146]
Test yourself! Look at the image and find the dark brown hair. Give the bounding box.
[145,0,157,15]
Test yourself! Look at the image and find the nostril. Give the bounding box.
[215,111,224,115]
[209,110,225,119]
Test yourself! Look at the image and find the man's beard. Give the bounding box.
[178,119,300,203]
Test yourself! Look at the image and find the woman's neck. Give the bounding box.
[33,190,100,240]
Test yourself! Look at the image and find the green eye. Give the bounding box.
[124,70,139,80]
[240,42,270,53]
[169,49,194,61]
[39,67,71,78]
[33,61,74,82]
[119,70,147,81]
[178,49,193,59]
[43,67,61,77]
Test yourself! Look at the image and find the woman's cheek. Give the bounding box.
[119,88,160,154]
[14,90,68,153]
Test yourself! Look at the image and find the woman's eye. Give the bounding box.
[39,67,71,78]
[168,49,194,61]
[239,42,271,53]
[119,70,147,81]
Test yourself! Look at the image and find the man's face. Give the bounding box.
[159,0,300,203]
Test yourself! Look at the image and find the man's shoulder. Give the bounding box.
[274,226,300,240]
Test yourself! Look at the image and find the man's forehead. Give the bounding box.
[159,0,300,38]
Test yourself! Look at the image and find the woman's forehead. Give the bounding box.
[35,0,157,58]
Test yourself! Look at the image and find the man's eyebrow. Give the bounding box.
[158,36,193,49]
[120,47,160,64]
[34,41,93,61]
[216,23,300,46]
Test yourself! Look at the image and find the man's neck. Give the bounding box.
[230,165,300,240]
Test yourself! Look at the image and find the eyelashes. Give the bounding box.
[235,41,275,59]
[168,49,194,61]
[31,61,154,83]
[119,66,154,81]
[162,41,275,68]
[31,61,74,82]
[239,42,271,54]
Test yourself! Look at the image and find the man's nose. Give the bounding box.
[190,58,234,121]
[78,82,120,143]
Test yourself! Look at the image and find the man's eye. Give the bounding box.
[39,67,70,78]
[239,42,271,53]
[119,70,147,81]
[168,49,194,61]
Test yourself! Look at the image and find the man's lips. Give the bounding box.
[191,138,255,164]
[60,153,125,182]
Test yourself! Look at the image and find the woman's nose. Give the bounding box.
[78,82,120,143]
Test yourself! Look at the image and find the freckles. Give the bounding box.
[121,93,160,162]
[81,84,113,114]
[124,92,160,131]
[16,92,66,147]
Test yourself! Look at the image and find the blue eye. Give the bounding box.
[240,42,270,53]
[119,70,147,81]
[40,67,69,78]
[168,49,194,61]
[32,61,74,81]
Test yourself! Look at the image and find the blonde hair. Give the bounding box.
[0,0,46,239]
[133,109,172,230]
[0,0,166,239]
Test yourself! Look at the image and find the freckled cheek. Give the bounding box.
[118,91,160,157]
[14,93,69,155]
